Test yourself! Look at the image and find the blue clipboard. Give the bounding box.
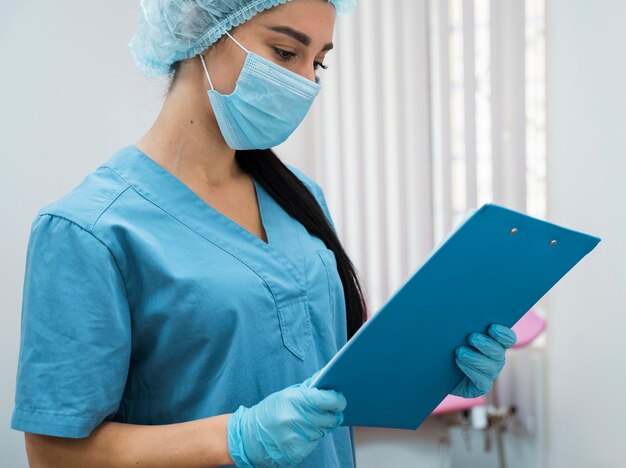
[309,203,601,430]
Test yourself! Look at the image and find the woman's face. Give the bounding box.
[201,0,336,93]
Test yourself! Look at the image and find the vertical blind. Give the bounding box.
[311,0,546,314]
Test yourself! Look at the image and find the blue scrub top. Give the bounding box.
[11,145,356,467]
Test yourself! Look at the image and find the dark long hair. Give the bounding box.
[235,149,368,341]
[168,59,368,341]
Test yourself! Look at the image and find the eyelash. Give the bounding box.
[273,47,329,70]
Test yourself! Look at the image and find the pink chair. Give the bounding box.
[430,309,547,468]
[432,394,487,415]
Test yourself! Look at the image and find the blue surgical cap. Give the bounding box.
[129,0,356,77]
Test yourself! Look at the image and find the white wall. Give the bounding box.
[0,2,161,466]
[545,1,626,467]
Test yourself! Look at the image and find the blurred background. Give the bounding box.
[1,0,624,467]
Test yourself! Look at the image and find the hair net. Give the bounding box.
[129,0,356,77]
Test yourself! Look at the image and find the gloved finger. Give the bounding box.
[468,332,506,360]
[305,408,345,431]
[488,323,517,348]
[455,358,494,395]
[302,387,347,413]
[456,346,504,376]
[294,414,327,442]
[294,412,343,443]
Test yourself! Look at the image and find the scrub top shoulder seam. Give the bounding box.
[32,213,131,300]
[100,165,280,306]
[89,183,132,232]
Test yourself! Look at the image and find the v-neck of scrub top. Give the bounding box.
[103,145,308,305]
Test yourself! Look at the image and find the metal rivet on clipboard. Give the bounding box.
[550,240,557,246]
[510,228,518,235]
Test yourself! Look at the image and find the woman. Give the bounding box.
[11,0,517,466]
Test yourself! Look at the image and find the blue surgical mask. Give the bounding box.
[199,30,322,150]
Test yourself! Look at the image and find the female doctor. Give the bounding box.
[11,0,517,466]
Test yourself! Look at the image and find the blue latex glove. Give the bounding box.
[450,323,517,398]
[227,370,346,467]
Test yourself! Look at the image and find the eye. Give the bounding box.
[273,47,296,61]
[273,47,329,72]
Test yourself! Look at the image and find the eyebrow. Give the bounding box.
[264,25,334,52]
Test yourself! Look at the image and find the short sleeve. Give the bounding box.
[11,214,131,438]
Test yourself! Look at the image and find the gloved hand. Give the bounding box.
[450,323,517,398]
[227,370,347,467]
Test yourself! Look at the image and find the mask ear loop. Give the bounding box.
[224,30,250,54]
[199,54,215,91]
[199,30,249,91]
